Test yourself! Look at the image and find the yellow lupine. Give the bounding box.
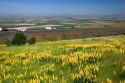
[106,78,112,83]
[0,64,12,72]
[71,64,99,82]
[29,79,40,83]
[17,73,24,79]
[23,59,31,65]
[0,80,2,83]
[120,80,125,83]
[0,39,124,82]
[33,51,52,61]
[0,44,6,48]
[122,65,125,72]
[4,74,11,80]
[40,64,55,73]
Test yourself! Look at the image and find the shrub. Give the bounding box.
[28,36,36,44]
[123,33,125,35]
[11,31,27,45]
[5,39,11,46]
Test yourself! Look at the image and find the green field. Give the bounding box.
[1,18,125,29]
[0,35,125,83]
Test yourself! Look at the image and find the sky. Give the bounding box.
[0,0,125,16]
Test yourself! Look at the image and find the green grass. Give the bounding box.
[0,35,125,82]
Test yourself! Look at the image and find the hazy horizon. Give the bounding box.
[0,0,125,16]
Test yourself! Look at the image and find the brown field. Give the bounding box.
[0,28,125,43]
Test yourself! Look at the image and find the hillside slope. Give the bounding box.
[0,35,125,83]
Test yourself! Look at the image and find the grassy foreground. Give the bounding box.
[0,35,125,83]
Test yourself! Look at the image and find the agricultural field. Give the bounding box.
[0,35,125,83]
[1,16,125,29]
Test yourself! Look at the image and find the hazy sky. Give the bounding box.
[0,0,125,16]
